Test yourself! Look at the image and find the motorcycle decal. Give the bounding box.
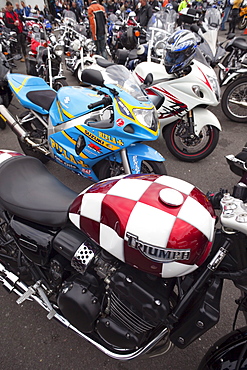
[99,132,124,146]
[126,232,191,262]
[69,174,216,278]
[76,126,121,151]
[116,118,125,127]
[57,100,75,121]
[8,76,31,94]
[115,97,134,120]
[50,137,89,167]
[149,86,187,119]
[88,142,102,154]
[64,96,70,104]
[54,155,79,170]
[197,66,213,90]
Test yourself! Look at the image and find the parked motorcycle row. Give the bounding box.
[0,3,247,370]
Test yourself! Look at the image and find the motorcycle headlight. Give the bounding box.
[54,44,64,56]
[207,75,221,102]
[32,25,40,33]
[133,107,158,131]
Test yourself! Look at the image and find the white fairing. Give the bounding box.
[133,59,220,129]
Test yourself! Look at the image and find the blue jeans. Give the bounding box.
[94,35,107,59]
[220,6,231,30]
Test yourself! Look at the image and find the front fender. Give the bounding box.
[193,107,222,136]
[198,326,247,370]
[109,144,165,174]
[221,71,246,86]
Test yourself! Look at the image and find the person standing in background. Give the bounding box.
[4,1,26,61]
[14,2,23,17]
[220,0,232,31]
[88,0,107,58]
[136,0,153,28]
[178,0,189,12]
[20,1,30,17]
[227,0,242,34]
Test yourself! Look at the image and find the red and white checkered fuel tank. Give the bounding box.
[69,174,216,278]
[0,149,24,163]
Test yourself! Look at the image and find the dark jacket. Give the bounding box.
[88,1,106,40]
[136,3,153,27]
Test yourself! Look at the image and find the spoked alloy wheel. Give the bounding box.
[221,77,247,123]
[163,122,219,162]
[95,159,167,180]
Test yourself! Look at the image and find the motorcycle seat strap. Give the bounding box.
[0,156,77,227]
[26,90,57,112]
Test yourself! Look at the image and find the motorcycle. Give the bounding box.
[57,11,87,55]
[218,35,247,85]
[0,43,21,129]
[0,25,18,59]
[0,64,166,182]
[132,30,221,162]
[238,0,247,30]
[114,8,178,70]
[0,141,247,365]
[220,72,247,123]
[64,29,99,83]
[25,32,68,91]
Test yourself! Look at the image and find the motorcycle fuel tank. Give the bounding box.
[69,174,216,278]
[49,86,103,126]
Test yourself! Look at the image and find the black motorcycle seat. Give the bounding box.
[0,156,78,227]
[96,58,115,68]
[26,90,57,112]
[232,37,247,51]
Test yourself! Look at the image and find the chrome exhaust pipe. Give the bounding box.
[0,261,171,360]
[0,104,28,140]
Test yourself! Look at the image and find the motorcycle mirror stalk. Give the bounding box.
[81,69,119,97]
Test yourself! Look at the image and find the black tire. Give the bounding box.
[163,122,220,162]
[238,16,247,30]
[221,77,247,123]
[53,79,68,91]
[95,159,167,181]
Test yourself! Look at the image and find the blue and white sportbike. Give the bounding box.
[0,64,166,181]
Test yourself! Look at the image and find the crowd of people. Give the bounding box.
[0,0,244,62]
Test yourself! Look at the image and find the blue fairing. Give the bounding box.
[109,143,165,174]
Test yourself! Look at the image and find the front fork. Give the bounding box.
[187,110,195,137]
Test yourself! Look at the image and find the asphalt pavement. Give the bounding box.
[0,29,247,370]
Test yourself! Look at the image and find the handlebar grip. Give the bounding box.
[88,97,111,110]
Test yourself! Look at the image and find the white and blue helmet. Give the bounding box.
[164,30,197,74]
